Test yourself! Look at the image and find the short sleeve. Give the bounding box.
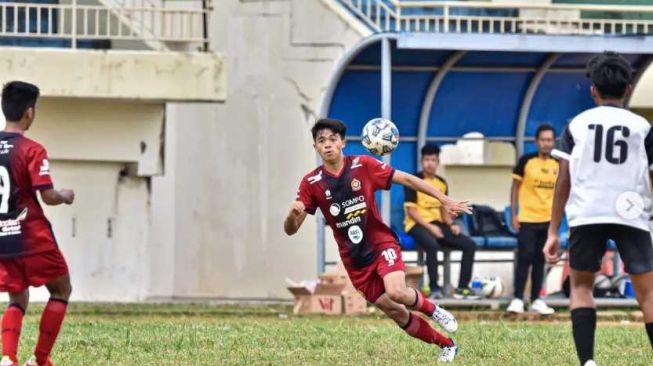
[27,145,53,191]
[403,185,417,208]
[362,155,395,191]
[552,125,575,161]
[512,155,528,181]
[296,178,317,215]
[645,126,653,169]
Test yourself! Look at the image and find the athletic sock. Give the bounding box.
[35,298,68,364]
[1,304,24,362]
[401,312,454,348]
[409,288,436,316]
[571,307,596,365]
[646,322,653,349]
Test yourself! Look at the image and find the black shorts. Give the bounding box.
[569,224,653,274]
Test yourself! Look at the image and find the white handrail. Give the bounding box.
[0,1,209,49]
[339,0,653,35]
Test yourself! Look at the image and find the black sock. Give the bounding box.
[646,322,653,349]
[571,308,596,365]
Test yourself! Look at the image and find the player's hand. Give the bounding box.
[289,201,305,217]
[543,234,561,264]
[450,224,461,236]
[59,189,75,204]
[511,216,521,233]
[442,198,473,216]
[428,224,445,239]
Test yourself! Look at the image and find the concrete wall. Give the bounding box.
[146,0,366,299]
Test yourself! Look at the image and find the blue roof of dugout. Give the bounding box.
[320,33,653,232]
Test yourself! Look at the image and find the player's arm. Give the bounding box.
[40,188,74,206]
[510,179,522,232]
[284,201,308,236]
[544,159,570,263]
[393,170,471,215]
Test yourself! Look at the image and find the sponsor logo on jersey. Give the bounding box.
[39,159,50,176]
[344,202,366,214]
[345,209,366,220]
[329,203,341,217]
[0,141,13,155]
[348,225,363,244]
[341,196,365,208]
[0,208,27,237]
[336,216,361,229]
[351,157,362,169]
[351,179,361,191]
[308,170,323,184]
[325,189,332,200]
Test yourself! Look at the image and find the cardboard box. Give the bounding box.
[342,291,367,315]
[286,280,346,315]
[405,266,424,290]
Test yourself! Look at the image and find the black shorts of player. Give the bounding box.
[569,224,653,274]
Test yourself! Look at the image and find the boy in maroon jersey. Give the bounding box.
[0,82,75,366]
[284,119,471,363]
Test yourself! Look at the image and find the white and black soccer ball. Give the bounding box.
[481,277,505,299]
[361,118,399,156]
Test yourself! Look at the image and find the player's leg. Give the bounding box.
[528,224,554,315]
[435,223,476,298]
[510,223,536,313]
[612,225,653,349]
[1,290,28,365]
[382,270,457,333]
[407,224,442,297]
[32,274,71,366]
[374,294,456,362]
[568,225,606,366]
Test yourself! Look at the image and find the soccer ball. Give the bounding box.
[361,118,399,156]
[480,277,505,298]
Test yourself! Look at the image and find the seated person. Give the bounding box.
[404,144,478,299]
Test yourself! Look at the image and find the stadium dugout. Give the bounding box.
[317,30,653,306]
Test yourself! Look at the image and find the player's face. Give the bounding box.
[536,130,555,156]
[421,154,439,175]
[314,129,345,163]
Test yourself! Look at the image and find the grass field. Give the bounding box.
[6,304,652,365]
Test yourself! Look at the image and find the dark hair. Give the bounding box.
[2,81,40,122]
[586,51,633,99]
[535,124,555,139]
[421,144,441,158]
[311,118,346,141]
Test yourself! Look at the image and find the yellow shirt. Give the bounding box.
[513,153,559,223]
[403,172,448,232]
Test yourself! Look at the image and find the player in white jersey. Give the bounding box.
[545,52,653,366]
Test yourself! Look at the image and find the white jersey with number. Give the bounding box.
[552,106,653,231]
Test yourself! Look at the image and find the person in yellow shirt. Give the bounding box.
[404,145,477,299]
[507,124,558,315]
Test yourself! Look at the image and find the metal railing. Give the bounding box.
[339,0,653,35]
[0,0,210,50]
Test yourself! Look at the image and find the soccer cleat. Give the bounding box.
[529,299,555,315]
[507,298,525,314]
[432,305,458,333]
[583,361,597,366]
[23,356,53,366]
[0,356,17,366]
[438,343,458,363]
[452,287,481,300]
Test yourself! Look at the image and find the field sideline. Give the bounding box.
[4,303,651,365]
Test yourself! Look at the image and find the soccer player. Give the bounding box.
[404,144,477,300]
[507,124,557,315]
[0,82,75,366]
[545,52,653,366]
[284,118,471,362]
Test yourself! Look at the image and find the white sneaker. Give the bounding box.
[432,305,458,333]
[22,357,36,366]
[584,361,597,366]
[438,344,458,363]
[529,299,555,315]
[0,356,16,366]
[507,298,525,314]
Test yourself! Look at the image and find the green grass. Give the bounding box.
[6,304,652,365]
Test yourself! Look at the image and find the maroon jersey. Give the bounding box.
[297,155,398,268]
[0,132,57,258]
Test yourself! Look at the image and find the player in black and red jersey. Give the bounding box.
[284,119,471,363]
[0,82,75,366]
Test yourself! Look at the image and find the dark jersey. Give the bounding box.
[0,132,57,258]
[296,155,397,268]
